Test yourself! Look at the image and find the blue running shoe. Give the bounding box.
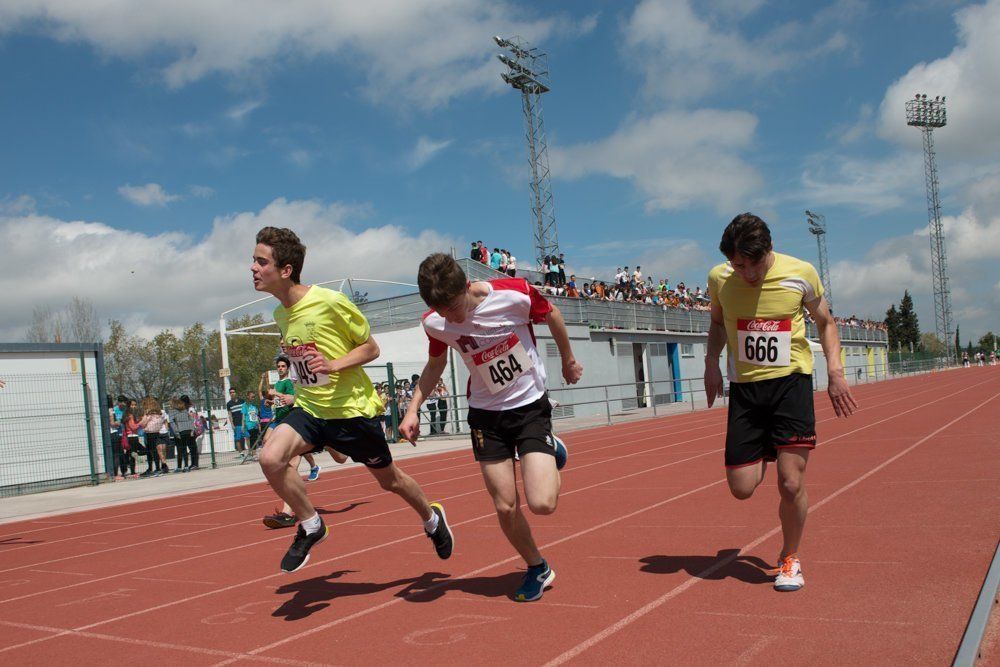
[514,560,555,602]
[306,465,321,482]
[550,434,568,470]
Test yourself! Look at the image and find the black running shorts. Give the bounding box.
[725,373,816,468]
[280,408,392,469]
[467,394,557,462]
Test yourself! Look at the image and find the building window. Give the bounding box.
[681,343,694,357]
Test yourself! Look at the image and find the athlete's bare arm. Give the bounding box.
[545,306,583,384]
[399,352,448,443]
[304,335,380,375]
[704,299,727,407]
[807,295,859,417]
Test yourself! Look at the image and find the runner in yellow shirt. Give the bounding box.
[251,226,453,573]
[704,213,858,592]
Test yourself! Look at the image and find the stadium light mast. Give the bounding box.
[805,210,832,311]
[905,93,953,358]
[495,35,559,270]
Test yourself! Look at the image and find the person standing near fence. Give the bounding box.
[243,391,261,452]
[226,388,246,453]
[251,226,453,572]
[169,396,199,472]
[704,212,857,593]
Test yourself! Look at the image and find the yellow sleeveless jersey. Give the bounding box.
[273,286,382,419]
[707,253,824,383]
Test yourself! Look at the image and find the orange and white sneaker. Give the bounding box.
[774,554,804,592]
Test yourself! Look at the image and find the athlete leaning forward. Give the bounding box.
[251,227,453,573]
[704,213,858,591]
[401,253,583,602]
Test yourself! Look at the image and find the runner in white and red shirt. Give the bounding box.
[400,253,583,602]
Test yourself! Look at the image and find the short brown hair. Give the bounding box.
[256,227,306,283]
[719,213,772,261]
[418,253,468,308]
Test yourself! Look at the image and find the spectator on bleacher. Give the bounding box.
[507,252,517,277]
[243,391,261,452]
[558,253,567,286]
[490,247,502,271]
[470,242,479,261]
[633,266,642,286]
[566,274,579,297]
[479,241,489,264]
[499,249,508,274]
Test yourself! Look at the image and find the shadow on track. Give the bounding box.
[273,570,525,621]
[639,549,773,584]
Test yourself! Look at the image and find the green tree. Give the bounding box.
[954,325,961,361]
[226,313,281,396]
[885,304,901,350]
[920,333,946,355]
[105,319,148,400]
[898,291,920,349]
[978,331,997,352]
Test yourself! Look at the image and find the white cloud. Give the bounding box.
[623,0,857,101]
[549,110,763,213]
[829,176,1000,337]
[287,149,314,168]
[798,151,922,213]
[117,182,181,207]
[225,98,264,122]
[877,0,1000,157]
[0,197,457,341]
[188,185,215,199]
[0,1,593,110]
[405,136,453,171]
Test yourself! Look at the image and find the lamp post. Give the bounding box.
[805,209,832,310]
[905,93,952,358]
[495,35,559,271]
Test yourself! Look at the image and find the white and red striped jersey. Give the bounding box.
[423,278,553,411]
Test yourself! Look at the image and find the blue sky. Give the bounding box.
[1,0,998,343]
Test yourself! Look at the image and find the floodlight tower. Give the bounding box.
[805,210,832,310]
[905,93,952,357]
[495,35,559,269]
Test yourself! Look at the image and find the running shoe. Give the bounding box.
[550,434,568,470]
[280,519,329,573]
[263,510,297,529]
[514,560,556,602]
[774,554,804,592]
[425,502,454,560]
[306,465,321,482]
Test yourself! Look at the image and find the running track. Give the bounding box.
[0,368,997,665]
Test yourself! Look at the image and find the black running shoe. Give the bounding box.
[280,519,328,573]
[425,502,453,560]
[263,511,297,529]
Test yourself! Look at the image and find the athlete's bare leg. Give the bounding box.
[303,452,317,468]
[258,425,315,519]
[776,448,810,558]
[366,463,433,521]
[519,452,559,514]
[726,459,767,500]
[480,459,543,566]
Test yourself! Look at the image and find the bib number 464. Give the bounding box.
[488,354,524,387]
[743,335,779,363]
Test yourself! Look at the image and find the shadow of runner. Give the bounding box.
[395,571,525,603]
[317,501,370,515]
[639,549,773,584]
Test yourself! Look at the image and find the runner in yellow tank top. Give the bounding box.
[704,213,858,593]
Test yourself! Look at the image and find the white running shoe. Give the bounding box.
[774,554,804,592]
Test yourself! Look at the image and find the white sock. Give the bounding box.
[300,513,321,535]
[423,511,439,534]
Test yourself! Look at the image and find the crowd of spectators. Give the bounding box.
[834,315,888,331]
[471,241,517,277]
[534,260,711,312]
[108,394,206,480]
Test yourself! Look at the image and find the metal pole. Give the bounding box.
[201,349,218,469]
[219,316,231,398]
[448,348,461,434]
[688,378,695,411]
[604,385,611,425]
[80,352,99,485]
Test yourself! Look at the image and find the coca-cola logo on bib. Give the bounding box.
[738,318,791,332]
[476,337,513,363]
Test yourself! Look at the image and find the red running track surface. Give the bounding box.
[0,367,997,666]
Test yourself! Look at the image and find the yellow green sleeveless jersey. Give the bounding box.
[707,253,824,383]
[273,286,382,419]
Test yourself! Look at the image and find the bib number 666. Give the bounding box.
[488,355,524,387]
[743,335,779,363]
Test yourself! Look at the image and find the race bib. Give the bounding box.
[281,342,330,387]
[471,333,534,394]
[737,319,792,367]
